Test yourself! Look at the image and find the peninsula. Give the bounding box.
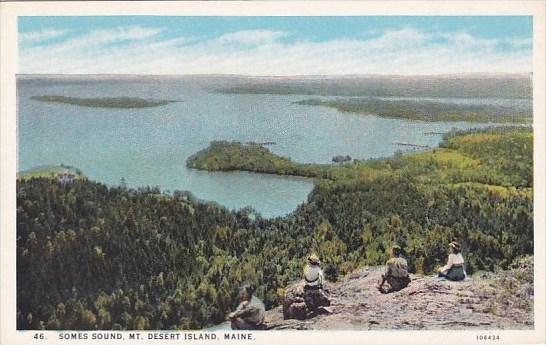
[295,98,531,123]
[186,127,532,189]
[186,141,335,179]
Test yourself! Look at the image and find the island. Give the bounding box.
[30,95,179,108]
[295,98,532,123]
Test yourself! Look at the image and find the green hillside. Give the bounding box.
[17,127,533,330]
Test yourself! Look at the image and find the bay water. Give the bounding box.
[17,76,520,217]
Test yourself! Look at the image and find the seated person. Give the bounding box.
[378,244,411,293]
[303,253,330,311]
[438,241,466,281]
[227,284,265,330]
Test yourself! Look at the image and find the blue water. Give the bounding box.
[17,76,514,217]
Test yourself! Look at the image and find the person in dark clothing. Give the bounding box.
[227,284,265,330]
[378,244,411,293]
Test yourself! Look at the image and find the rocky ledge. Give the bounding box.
[264,259,533,330]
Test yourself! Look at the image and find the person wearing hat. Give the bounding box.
[438,241,466,281]
[303,253,330,312]
[227,283,265,330]
[304,254,324,288]
[377,244,411,293]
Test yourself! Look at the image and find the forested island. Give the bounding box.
[30,95,178,108]
[17,127,533,330]
[295,98,532,123]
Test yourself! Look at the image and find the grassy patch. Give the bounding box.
[18,165,85,180]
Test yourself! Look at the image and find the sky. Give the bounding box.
[18,16,533,76]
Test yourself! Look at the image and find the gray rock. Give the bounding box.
[267,264,533,330]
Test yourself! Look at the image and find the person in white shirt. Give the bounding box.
[303,254,330,312]
[438,241,466,281]
[304,254,324,287]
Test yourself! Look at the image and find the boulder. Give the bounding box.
[282,281,331,320]
[282,281,308,320]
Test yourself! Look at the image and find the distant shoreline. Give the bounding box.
[295,98,532,124]
[19,74,532,100]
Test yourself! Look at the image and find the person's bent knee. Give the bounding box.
[230,319,240,330]
[231,318,247,330]
[231,318,257,330]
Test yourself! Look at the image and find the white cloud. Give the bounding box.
[216,30,287,45]
[23,26,162,55]
[508,37,532,48]
[19,29,70,45]
[19,26,532,76]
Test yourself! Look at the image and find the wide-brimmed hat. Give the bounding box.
[448,241,461,251]
[308,253,321,265]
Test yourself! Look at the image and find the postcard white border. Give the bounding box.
[1,2,545,345]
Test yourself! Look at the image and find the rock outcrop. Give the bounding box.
[263,263,533,330]
[282,281,308,320]
[282,281,331,320]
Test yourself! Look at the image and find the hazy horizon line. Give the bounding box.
[17,72,533,80]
